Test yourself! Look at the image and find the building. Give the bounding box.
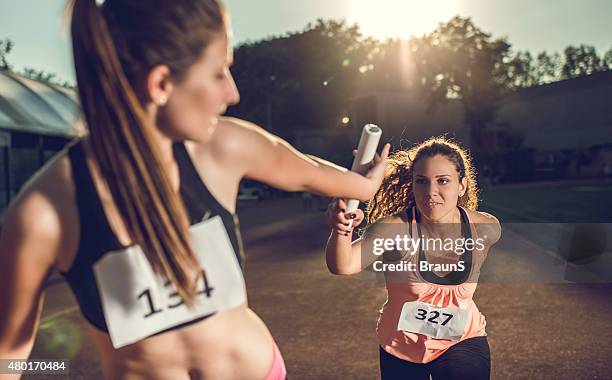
[350,71,612,150]
[0,69,82,209]
[497,70,612,151]
[347,70,612,181]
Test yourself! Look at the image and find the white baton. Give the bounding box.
[346,124,382,228]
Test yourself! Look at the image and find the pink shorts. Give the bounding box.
[264,340,287,380]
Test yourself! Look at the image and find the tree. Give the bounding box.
[406,16,515,161]
[561,44,605,79]
[507,51,537,88]
[0,37,74,87]
[22,67,57,82]
[229,20,377,139]
[603,47,612,70]
[358,38,416,92]
[534,51,562,84]
[0,38,14,70]
[20,66,75,88]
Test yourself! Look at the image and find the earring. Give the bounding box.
[158,95,168,106]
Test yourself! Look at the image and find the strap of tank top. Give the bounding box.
[458,206,477,240]
[172,142,229,217]
[413,205,474,285]
[67,140,87,194]
[64,141,121,275]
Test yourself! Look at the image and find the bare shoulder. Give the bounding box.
[188,116,282,177]
[467,210,500,225]
[1,145,79,268]
[4,148,74,225]
[186,117,264,166]
[217,116,269,136]
[211,117,273,153]
[466,209,502,244]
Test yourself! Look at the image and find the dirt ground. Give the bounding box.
[26,198,612,379]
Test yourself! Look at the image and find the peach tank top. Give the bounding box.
[376,207,488,364]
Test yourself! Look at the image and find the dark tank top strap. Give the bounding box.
[416,206,474,285]
[458,206,473,240]
[62,140,114,330]
[172,142,245,266]
[64,140,121,273]
[172,142,221,223]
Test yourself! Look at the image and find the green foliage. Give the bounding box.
[229,19,376,139]
[20,66,75,88]
[228,16,610,163]
[534,51,563,84]
[0,38,14,70]
[561,44,606,78]
[398,16,514,158]
[1,37,74,87]
[604,47,612,70]
[22,67,57,82]
[507,51,538,88]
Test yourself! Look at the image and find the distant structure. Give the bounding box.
[346,70,612,182]
[2,68,610,211]
[497,71,612,150]
[0,69,83,209]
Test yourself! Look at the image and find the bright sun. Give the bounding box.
[346,0,460,39]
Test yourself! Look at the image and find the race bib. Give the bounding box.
[94,216,246,348]
[397,300,469,340]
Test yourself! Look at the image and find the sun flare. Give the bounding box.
[346,0,460,39]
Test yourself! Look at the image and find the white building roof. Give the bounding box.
[0,69,83,137]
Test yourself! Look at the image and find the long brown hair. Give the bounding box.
[69,0,227,305]
[367,136,479,224]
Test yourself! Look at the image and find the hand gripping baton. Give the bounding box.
[346,124,382,228]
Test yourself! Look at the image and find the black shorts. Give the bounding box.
[379,336,491,380]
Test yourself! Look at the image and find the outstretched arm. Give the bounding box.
[224,117,390,201]
[325,199,406,275]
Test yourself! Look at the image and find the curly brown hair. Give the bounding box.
[366,136,479,224]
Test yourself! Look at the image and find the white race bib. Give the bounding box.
[397,300,469,340]
[94,216,246,348]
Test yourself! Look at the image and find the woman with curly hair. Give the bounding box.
[325,136,501,380]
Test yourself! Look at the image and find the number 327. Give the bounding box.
[415,308,454,325]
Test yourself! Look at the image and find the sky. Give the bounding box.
[0,0,610,84]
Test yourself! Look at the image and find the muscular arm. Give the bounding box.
[0,160,71,378]
[0,195,59,361]
[219,117,388,201]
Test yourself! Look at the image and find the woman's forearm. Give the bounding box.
[303,155,376,201]
[325,230,360,275]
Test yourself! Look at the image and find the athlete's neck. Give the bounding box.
[418,207,461,224]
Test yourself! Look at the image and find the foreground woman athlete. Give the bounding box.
[0,1,389,379]
[326,137,501,380]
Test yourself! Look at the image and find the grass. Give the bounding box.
[479,182,612,223]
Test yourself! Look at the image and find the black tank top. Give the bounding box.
[60,140,245,332]
[408,206,473,285]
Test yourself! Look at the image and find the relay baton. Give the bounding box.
[346,124,382,228]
